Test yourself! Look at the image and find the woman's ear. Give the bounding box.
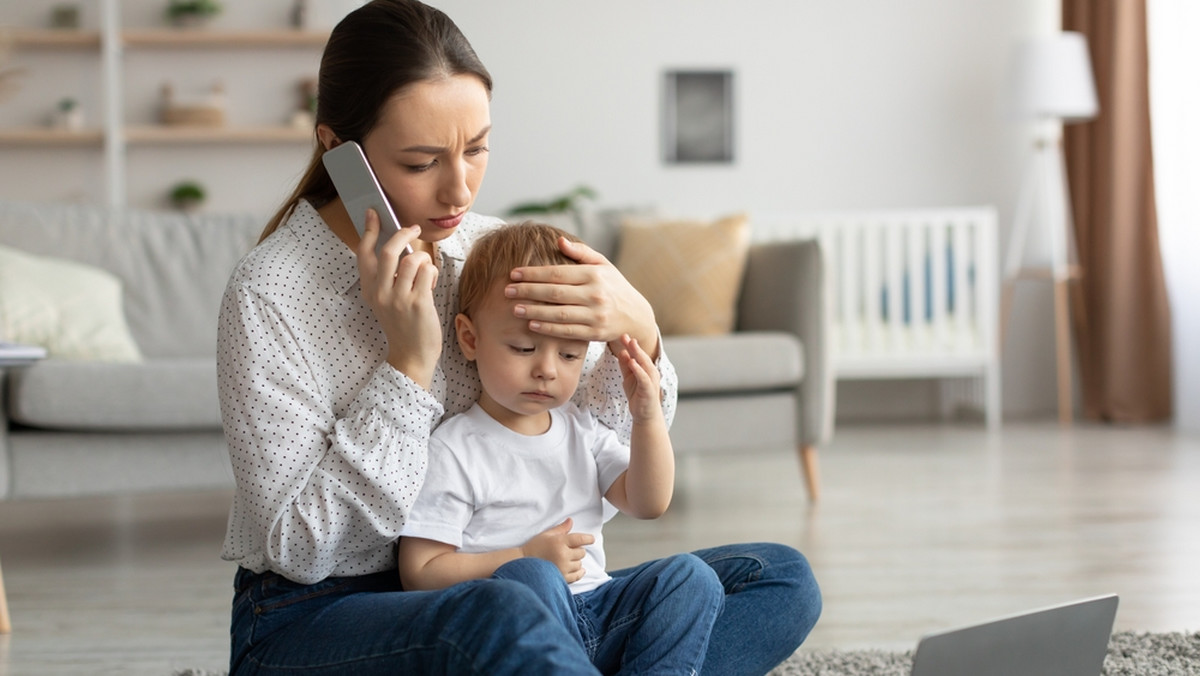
[316,124,341,152]
[455,313,478,361]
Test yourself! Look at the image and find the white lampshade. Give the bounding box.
[1008,31,1099,122]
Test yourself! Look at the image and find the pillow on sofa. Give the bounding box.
[0,244,142,362]
[615,214,750,335]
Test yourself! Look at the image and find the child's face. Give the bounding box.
[456,286,589,432]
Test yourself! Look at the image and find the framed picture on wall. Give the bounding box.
[662,70,734,164]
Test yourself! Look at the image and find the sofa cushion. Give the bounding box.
[671,392,797,454]
[615,214,750,336]
[0,244,143,362]
[664,332,803,395]
[6,431,232,499]
[0,200,262,358]
[5,359,221,431]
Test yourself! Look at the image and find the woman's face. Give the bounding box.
[360,74,491,244]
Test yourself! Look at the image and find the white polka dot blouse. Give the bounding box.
[215,200,677,584]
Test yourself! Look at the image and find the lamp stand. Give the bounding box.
[1000,126,1081,425]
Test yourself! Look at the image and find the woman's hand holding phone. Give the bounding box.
[356,208,442,389]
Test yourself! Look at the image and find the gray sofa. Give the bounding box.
[0,200,260,499]
[1,200,833,502]
[540,207,834,501]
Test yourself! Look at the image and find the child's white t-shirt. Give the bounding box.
[400,401,630,593]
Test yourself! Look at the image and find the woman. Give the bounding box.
[217,1,821,674]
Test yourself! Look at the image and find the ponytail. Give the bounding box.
[258,141,336,243]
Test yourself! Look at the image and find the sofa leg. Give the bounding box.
[0,556,11,633]
[798,444,820,503]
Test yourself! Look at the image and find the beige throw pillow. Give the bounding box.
[615,214,750,336]
[0,244,143,362]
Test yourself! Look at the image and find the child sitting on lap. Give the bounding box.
[398,221,723,675]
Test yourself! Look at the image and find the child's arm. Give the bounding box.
[397,519,595,590]
[604,334,675,519]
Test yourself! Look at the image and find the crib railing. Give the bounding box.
[753,207,1001,428]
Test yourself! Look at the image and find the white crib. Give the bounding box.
[754,207,1001,428]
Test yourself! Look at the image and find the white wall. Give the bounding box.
[448,1,1034,217]
[2,0,1080,419]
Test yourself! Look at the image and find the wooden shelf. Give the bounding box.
[125,125,314,144]
[122,29,329,48]
[0,128,104,146]
[2,6,328,207]
[0,126,311,146]
[6,29,102,49]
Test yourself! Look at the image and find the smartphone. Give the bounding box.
[322,140,412,257]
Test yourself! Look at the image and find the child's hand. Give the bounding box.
[520,518,594,583]
[618,334,663,423]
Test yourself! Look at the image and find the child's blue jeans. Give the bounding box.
[494,553,724,675]
[494,542,821,675]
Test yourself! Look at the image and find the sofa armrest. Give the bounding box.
[736,238,835,448]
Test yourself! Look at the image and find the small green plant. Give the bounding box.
[53,96,83,130]
[165,0,222,22]
[169,180,206,210]
[51,4,81,29]
[506,185,598,217]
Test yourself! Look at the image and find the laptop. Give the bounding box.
[910,594,1119,676]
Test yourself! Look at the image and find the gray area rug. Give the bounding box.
[176,631,1200,675]
[767,631,1200,675]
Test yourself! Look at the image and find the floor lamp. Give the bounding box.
[1001,31,1098,424]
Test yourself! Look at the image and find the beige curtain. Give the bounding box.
[1062,0,1172,422]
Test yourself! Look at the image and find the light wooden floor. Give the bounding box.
[1,421,1198,675]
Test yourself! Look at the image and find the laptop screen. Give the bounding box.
[911,594,1118,676]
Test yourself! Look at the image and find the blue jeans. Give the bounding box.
[494,554,724,674]
[229,542,819,675]
[631,543,822,676]
[229,567,599,675]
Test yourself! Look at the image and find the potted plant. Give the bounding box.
[506,185,598,218]
[52,97,83,131]
[505,185,598,238]
[169,180,206,210]
[165,0,222,27]
[50,4,82,29]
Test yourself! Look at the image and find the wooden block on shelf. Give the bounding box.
[162,107,226,127]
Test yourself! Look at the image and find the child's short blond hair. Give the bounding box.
[459,221,582,317]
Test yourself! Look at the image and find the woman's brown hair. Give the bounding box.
[458,222,582,318]
[259,0,493,242]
